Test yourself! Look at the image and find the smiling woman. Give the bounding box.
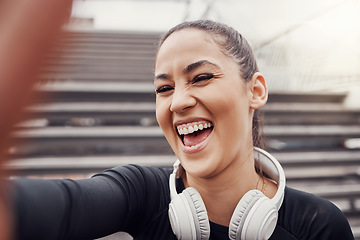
[12,20,354,240]
[154,24,267,182]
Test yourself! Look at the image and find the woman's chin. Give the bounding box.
[177,154,219,179]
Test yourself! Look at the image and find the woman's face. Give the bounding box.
[154,29,254,178]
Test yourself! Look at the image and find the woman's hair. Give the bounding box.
[157,20,266,149]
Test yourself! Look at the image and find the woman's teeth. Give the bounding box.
[177,122,212,135]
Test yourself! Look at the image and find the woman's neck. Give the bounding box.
[182,153,261,226]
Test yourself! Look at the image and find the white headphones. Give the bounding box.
[168,147,286,240]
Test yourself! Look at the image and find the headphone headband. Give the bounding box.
[169,159,181,200]
[253,147,286,210]
[170,148,285,205]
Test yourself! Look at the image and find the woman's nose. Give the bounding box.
[170,88,196,113]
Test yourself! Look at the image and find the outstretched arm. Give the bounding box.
[12,165,172,240]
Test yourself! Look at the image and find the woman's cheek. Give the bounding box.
[156,100,173,138]
[155,99,167,124]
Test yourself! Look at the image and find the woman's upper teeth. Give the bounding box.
[177,122,212,135]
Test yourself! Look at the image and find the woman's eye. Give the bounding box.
[155,85,174,94]
[192,74,213,83]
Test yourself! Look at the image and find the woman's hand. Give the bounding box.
[0,1,72,239]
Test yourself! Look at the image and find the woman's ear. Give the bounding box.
[248,72,268,109]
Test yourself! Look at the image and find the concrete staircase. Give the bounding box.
[6,30,360,239]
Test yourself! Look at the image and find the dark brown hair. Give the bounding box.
[157,20,266,149]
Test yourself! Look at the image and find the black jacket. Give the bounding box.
[13,164,354,239]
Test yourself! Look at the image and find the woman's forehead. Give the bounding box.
[155,29,225,69]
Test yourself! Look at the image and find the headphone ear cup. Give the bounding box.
[229,190,278,240]
[183,187,211,239]
[229,190,263,240]
[169,187,210,240]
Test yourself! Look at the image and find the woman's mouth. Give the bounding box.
[176,120,213,153]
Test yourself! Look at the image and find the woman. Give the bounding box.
[12,20,354,240]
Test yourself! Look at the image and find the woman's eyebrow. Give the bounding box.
[154,60,219,81]
[183,60,219,74]
[154,73,170,81]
